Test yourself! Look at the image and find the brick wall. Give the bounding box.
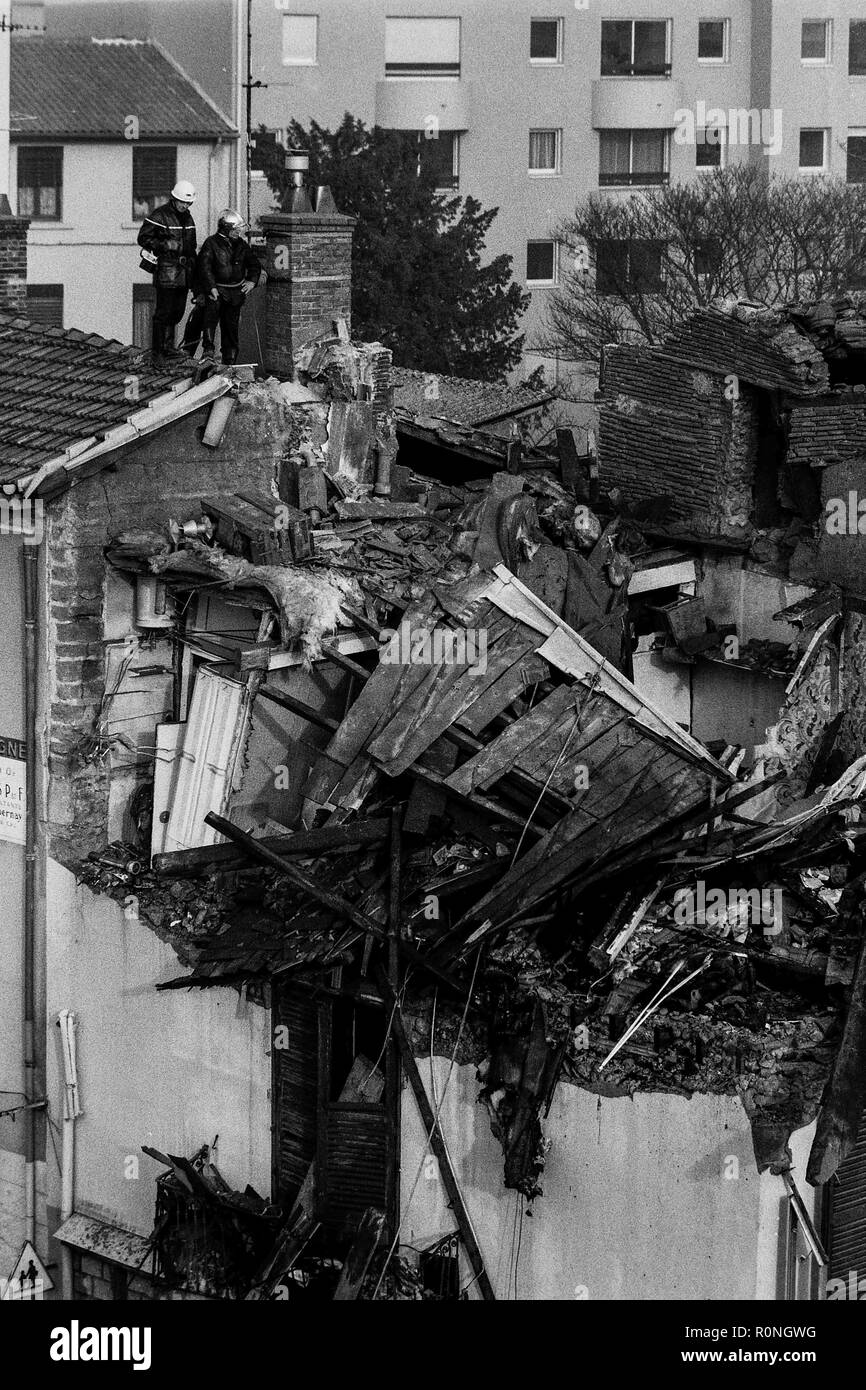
[260,212,355,378]
[598,345,759,539]
[72,1250,155,1300]
[0,214,30,315]
[45,390,301,865]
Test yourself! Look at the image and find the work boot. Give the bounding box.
[151,351,166,371]
[163,346,186,360]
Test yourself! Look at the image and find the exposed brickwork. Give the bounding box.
[45,394,298,865]
[261,212,355,378]
[72,1250,155,1300]
[599,345,760,539]
[0,215,30,316]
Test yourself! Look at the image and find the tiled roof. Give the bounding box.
[10,37,235,140]
[0,314,194,481]
[391,366,554,426]
[788,399,866,469]
[661,305,829,396]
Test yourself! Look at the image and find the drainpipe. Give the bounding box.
[22,542,38,1244]
[58,1010,80,1300]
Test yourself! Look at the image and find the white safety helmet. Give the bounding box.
[217,208,245,233]
[171,180,196,205]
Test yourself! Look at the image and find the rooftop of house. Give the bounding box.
[0,313,196,482]
[391,366,555,427]
[10,36,236,140]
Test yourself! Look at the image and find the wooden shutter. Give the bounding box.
[273,986,320,1201]
[319,1104,390,1234]
[827,1108,866,1287]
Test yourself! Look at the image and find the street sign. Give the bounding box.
[1,1240,54,1300]
[0,731,26,845]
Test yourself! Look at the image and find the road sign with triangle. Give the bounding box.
[2,1241,54,1300]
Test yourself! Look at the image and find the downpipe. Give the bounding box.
[58,1010,80,1300]
[22,543,38,1245]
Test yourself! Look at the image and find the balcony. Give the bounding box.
[375,79,471,132]
[591,79,685,130]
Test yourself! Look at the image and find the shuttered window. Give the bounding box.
[273,986,320,1200]
[385,17,460,76]
[826,1109,866,1297]
[25,284,63,325]
[132,146,177,220]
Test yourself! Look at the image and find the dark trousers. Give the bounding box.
[152,286,189,354]
[183,291,243,364]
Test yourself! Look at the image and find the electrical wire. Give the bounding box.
[372,946,484,1300]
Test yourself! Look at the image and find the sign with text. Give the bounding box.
[0,734,26,845]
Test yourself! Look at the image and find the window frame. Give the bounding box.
[529,16,563,65]
[25,283,64,326]
[599,128,671,187]
[16,145,63,222]
[131,145,178,222]
[697,18,730,64]
[526,239,558,287]
[850,19,866,76]
[528,127,562,176]
[846,128,866,184]
[695,124,727,169]
[281,13,319,67]
[799,127,828,173]
[600,18,672,78]
[800,17,831,65]
[385,15,461,78]
[596,238,665,296]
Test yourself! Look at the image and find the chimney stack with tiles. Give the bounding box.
[260,152,355,378]
[0,204,29,315]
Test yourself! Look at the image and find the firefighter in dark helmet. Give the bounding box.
[136,180,197,366]
[183,210,262,366]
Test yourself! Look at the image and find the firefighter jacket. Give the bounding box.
[137,202,197,289]
[194,234,263,302]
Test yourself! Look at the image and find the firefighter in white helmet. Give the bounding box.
[137,181,197,367]
[183,209,262,365]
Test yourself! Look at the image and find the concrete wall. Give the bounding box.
[401,1056,819,1300]
[44,859,271,1243]
[10,138,233,342]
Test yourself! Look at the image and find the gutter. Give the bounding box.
[22,542,38,1244]
[20,376,233,501]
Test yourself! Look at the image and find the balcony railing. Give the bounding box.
[601,61,672,78]
[599,171,670,187]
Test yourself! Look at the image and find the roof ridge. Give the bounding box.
[149,37,238,133]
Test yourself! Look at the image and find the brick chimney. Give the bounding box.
[0,200,29,315]
[260,153,355,378]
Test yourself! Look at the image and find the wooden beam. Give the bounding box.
[333,1207,386,1300]
[204,812,465,995]
[152,817,390,877]
[375,967,495,1301]
[807,932,866,1185]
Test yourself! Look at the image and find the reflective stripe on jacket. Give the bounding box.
[137,203,197,289]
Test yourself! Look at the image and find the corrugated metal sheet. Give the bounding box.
[162,666,251,853]
[320,1105,389,1231]
[274,987,319,1199]
[827,1108,866,1286]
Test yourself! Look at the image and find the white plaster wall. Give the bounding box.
[401,1058,819,1301]
[45,860,271,1238]
[11,139,232,342]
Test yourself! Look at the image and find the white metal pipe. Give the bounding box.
[0,1,11,203]
[58,1010,80,1300]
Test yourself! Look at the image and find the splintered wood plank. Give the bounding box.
[457,653,550,737]
[370,621,538,777]
[445,685,578,797]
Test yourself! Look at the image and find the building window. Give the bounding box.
[698,19,729,63]
[416,130,459,187]
[695,238,722,280]
[529,128,561,175]
[25,284,63,326]
[847,131,866,183]
[385,17,460,77]
[282,13,318,65]
[597,239,664,295]
[696,125,726,168]
[850,20,866,75]
[799,128,828,171]
[526,240,557,286]
[132,283,156,349]
[601,19,671,77]
[132,146,177,220]
[801,19,831,63]
[530,17,563,63]
[599,129,669,186]
[17,146,62,220]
